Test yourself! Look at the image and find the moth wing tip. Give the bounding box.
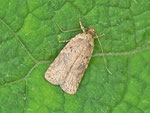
[45,73,60,85]
[60,84,77,95]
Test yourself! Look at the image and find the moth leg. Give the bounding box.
[59,39,70,43]
[79,18,86,33]
[53,19,81,32]
[94,33,105,38]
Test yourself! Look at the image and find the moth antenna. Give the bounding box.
[96,34,112,75]
[53,19,81,32]
[79,18,86,33]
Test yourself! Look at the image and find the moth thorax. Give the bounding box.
[88,26,95,35]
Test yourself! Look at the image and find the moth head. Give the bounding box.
[88,26,95,35]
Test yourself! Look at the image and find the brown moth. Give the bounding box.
[45,19,107,94]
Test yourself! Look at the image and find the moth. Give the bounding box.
[45,19,111,94]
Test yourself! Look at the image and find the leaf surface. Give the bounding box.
[0,0,150,113]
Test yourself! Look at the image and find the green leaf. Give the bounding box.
[0,0,150,113]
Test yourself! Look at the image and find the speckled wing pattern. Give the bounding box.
[45,33,94,94]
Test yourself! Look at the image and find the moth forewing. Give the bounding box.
[45,34,87,85]
[60,33,94,94]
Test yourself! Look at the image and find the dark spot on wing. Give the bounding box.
[70,46,73,52]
